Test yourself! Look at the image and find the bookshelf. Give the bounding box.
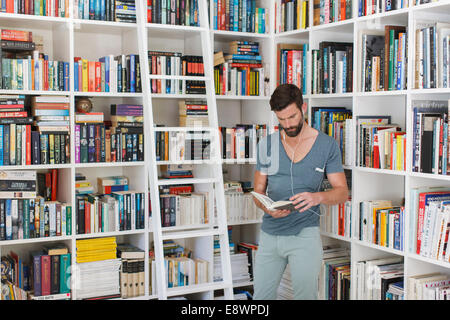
[2,0,450,301]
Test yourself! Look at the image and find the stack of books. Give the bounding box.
[360,26,407,92]
[31,96,70,165]
[414,22,450,89]
[359,0,408,17]
[357,200,404,250]
[148,51,205,95]
[408,273,450,300]
[385,281,404,300]
[318,246,351,300]
[178,100,208,127]
[354,257,404,300]
[147,0,200,26]
[275,0,309,32]
[213,0,268,34]
[311,41,354,94]
[214,252,251,284]
[214,41,266,96]
[356,115,406,170]
[97,176,129,194]
[313,0,352,26]
[159,189,209,228]
[0,29,69,91]
[0,0,69,16]
[74,55,141,93]
[276,43,308,95]
[75,173,94,195]
[75,237,121,300]
[410,187,450,262]
[236,242,258,281]
[117,243,145,299]
[159,164,194,179]
[74,0,136,22]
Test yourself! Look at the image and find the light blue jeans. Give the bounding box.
[253,226,323,300]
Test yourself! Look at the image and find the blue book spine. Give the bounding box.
[33,109,70,116]
[117,62,122,92]
[233,0,239,31]
[94,0,100,19]
[242,0,247,32]
[59,253,71,293]
[343,53,347,93]
[303,44,308,94]
[89,0,95,19]
[130,54,136,92]
[32,253,42,296]
[213,0,217,29]
[444,123,448,175]
[394,211,400,250]
[104,56,110,92]
[261,8,265,34]
[359,0,363,16]
[74,61,79,91]
[28,56,32,90]
[0,125,3,166]
[79,0,84,19]
[64,62,69,91]
[100,0,105,20]
[5,199,11,240]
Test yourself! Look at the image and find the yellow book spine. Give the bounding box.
[380,210,387,247]
[302,1,307,29]
[297,1,301,30]
[82,59,88,92]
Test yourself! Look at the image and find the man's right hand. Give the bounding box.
[265,208,291,218]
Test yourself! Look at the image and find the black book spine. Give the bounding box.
[77,196,85,234]
[50,255,60,294]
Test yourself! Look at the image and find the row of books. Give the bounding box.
[148,51,205,95]
[276,43,308,95]
[214,62,265,96]
[356,115,406,170]
[410,187,450,262]
[0,198,73,241]
[0,0,69,16]
[275,0,309,32]
[414,21,450,89]
[147,0,200,26]
[319,200,352,238]
[311,106,352,163]
[360,26,407,92]
[159,190,210,228]
[117,244,145,299]
[408,273,450,300]
[76,191,146,234]
[1,245,71,300]
[314,0,352,26]
[1,57,69,91]
[74,55,141,93]
[358,0,408,17]
[74,0,136,22]
[219,124,266,160]
[213,0,268,34]
[311,41,354,94]
[155,129,211,161]
[224,181,264,224]
[355,257,403,300]
[213,253,251,284]
[412,100,450,175]
[357,200,405,251]
[74,123,144,163]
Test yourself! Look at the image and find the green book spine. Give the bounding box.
[49,134,55,164]
[66,205,72,235]
[388,29,394,91]
[16,124,21,165]
[59,253,71,294]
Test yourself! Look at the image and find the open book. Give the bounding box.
[250,191,296,211]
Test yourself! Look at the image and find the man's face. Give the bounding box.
[275,102,304,137]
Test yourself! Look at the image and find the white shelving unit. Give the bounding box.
[2,0,450,301]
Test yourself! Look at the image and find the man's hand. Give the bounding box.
[290,192,322,213]
[266,208,291,218]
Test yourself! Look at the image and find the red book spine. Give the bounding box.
[1,29,32,41]
[41,255,51,296]
[287,50,293,84]
[44,60,49,91]
[85,202,91,234]
[0,111,27,118]
[51,169,57,201]
[98,201,102,232]
[6,0,13,12]
[417,193,426,254]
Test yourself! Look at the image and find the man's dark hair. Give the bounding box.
[269,84,303,112]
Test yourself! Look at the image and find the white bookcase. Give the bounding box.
[2,0,450,301]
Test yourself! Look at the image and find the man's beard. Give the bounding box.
[281,118,304,137]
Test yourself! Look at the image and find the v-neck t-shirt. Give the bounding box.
[255,130,344,235]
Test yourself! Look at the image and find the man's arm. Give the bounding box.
[290,171,349,213]
[253,170,291,218]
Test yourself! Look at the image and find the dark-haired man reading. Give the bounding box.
[252,84,348,300]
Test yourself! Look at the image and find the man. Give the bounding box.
[252,84,348,300]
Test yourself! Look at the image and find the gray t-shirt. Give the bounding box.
[255,130,343,235]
